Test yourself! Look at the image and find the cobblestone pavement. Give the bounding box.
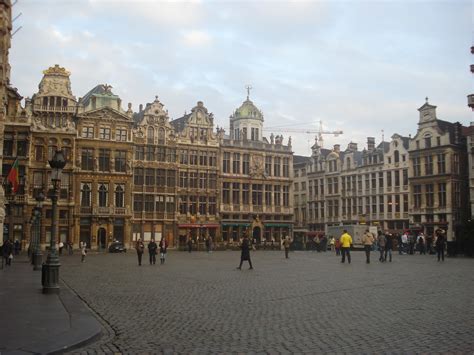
[60,250,474,354]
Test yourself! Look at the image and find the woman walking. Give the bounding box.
[237,234,253,270]
[135,238,145,266]
[159,237,168,264]
[435,229,446,262]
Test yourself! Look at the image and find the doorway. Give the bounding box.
[98,228,106,250]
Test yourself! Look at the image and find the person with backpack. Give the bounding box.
[361,229,375,264]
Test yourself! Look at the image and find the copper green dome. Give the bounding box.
[232,99,264,121]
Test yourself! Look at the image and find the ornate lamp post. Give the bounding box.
[42,150,66,294]
[32,191,45,271]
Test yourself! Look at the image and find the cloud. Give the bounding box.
[181,30,212,46]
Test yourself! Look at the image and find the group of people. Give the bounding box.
[186,236,214,253]
[135,238,168,266]
[355,228,447,264]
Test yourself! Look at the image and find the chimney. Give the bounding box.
[139,104,143,112]
[367,137,375,150]
[334,144,340,153]
[347,142,358,151]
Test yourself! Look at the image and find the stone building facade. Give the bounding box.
[0,0,12,244]
[220,96,293,246]
[293,100,468,242]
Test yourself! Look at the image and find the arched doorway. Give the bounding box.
[253,226,261,244]
[97,228,107,250]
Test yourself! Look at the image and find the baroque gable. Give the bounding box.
[78,106,132,124]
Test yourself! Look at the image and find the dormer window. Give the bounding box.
[425,136,432,148]
[394,150,399,163]
[99,127,111,140]
[82,126,94,138]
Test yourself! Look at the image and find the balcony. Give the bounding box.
[6,195,26,203]
[80,207,92,214]
[95,206,111,215]
[115,207,127,215]
[33,105,76,113]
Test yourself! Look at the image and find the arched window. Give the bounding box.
[147,127,154,144]
[115,184,124,208]
[394,150,400,163]
[81,183,91,207]
[98,183,108,207]
[158,127,165,145]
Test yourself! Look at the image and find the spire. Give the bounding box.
[245,84,252,101]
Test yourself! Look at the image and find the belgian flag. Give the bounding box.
[7,158,19,193]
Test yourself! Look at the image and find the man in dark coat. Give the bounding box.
[3,239,13,266]
[135,238,145,266]
[435,229,446,262]
[148,239,157,265]
[237,235,253,270]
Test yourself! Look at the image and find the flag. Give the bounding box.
[7,158,19,193]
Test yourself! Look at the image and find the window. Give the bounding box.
[454,182,460,207]
[145,168,155,185]
[243,183,250,204]
[414,185,422,208]
[81,148,94,170]
[180,149,188,164]
[394,170,400,187]
[233,153,241,174]
[98,183,108,207]
[265,156,272,176]
[209,174,217,189]
[99,127,111,140]
[167,148,177,163]
[437,137,441,146]
[403,194,408,212]
[147,127,154,144]
[438,183,446,207]
[144,195,154,212]
[223,182,230,204]
[251,127,259,141]
[453,154,459,174]
[283,158,289,177]
[371,173,376,190]
[425,184,434,207]
[273,185,281,205]
[134,168,144,185]
[403,169,408,186]
[199,151,208,166]
[198,196,206,215]
[364,174,369,190]
[242,154,250,175]
[199,173,207,189]
[387,171,392,188]
[283,186,289,207]
[378,172,384,188]
[190,150,198,165]
[265,185,272,205]
[156,169,166,186]
[135,146,144,160]
[115,185,125,207]
[379,195,384,213]
[252,184,262,206]
[232,183,240,205]
[208,197,216,215]
[424,136,431,148]
[115,151,126,172]
[413,157,421,177]
[82,126,94,138]
[156,195,165,212]
[81,183,91,207]
[437,154,446,174]
[189,196,197,215]
[156,147,166,161]
[166,170,176,187]
[3,135,13,156]
[179,195,187,214]
[116,128,127,141]
[425,155,433,175]
[158,128,165,145]
[98,149,110,171]
[17,137,28,157]
[189,172,198,189]
[179,172,188,188]
[223,152,230,173]
[394,150,400,163]
[134,195,143,212]
[146,146,154,161]
[166,196,175,213]
[208,151,217,167]
[274,157,281,177]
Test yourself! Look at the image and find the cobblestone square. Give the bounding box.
[61,250,474,354]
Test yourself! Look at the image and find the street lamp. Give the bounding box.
[32,191,45,271]
[42,150,66,294]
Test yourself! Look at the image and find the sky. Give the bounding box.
[9,0,473,156]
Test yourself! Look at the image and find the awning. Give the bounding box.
[265,223,291,227]
[307,231,325,237]
[221,223,251,227]
[178,224,219,228]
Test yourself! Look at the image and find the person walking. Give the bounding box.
[361,229,375,264]
[148,239,157,265]
[135,238,145,266]
[58,241,64,256]
[14,239,20,255]
[80,241,87,263]
[335,238,341,256]
[237,234,253,270]
[417,233,426,255]
[329,236,335,252]
[314,236,321,252]
[384,232,394,262]
[159,237,168,264]
[187,237,193,253]
[68,240,74,255]
[3,239,13,266]
[401,232,408,254]
[283,235,291,259]
[377,231,386,262]
[340,230,353,264]
[435,229,446,262]
[205,236,212,253]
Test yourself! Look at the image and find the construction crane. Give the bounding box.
[263,120,343,148]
